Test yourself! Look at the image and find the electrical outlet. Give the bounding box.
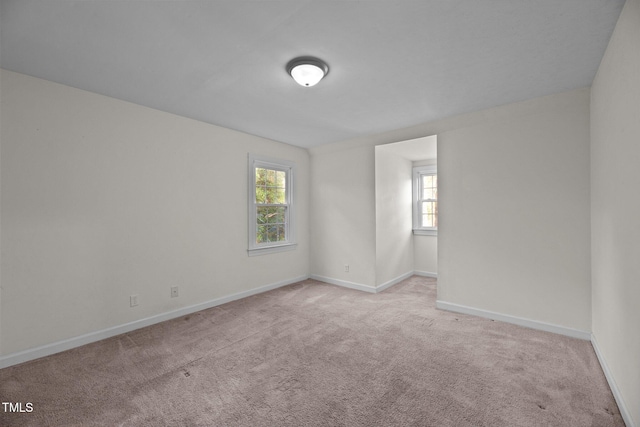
[344,265,350,272]
[130,295,138,307]
[171,286,179,298]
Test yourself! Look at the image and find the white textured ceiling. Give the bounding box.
[0,0,625,148]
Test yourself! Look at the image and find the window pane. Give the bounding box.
[256,168,266,184]
[262,225,284,242]
[422,174,438,201]
[257,207,268,224]
[257,223,286,243]
[424,189,435,200]
[256,168,268,203]
[266,225,275,242]
[274,207,286,224]
[257,207,286,224]
[267,185,278,203]
[421,201,437,228]
[422,213,436,228]
[267,169,276,185]
[257,225,268,243]
[269,207,285,224]
[274,187,285,204]
[264,186,274,203]
[256,207,287,243]
[433,203,438,227]
[256,186,265,203]
[256,167,286,204]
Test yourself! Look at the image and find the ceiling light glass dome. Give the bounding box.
[286,57,329,87]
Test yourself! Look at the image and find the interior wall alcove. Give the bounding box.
[374,135,437,287]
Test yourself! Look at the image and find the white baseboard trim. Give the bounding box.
[413,270,438,278]
[376,271,415,293]
[0,275,309,369]
[591,334,635,427]
[309,274,377,293]
[435,300,591,341]
[310,271,435,294]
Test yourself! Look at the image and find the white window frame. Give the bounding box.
[248,154,296,256]
[413,165,437,236]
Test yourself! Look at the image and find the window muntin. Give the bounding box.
[248,154,296,255]
[413,165,437,235]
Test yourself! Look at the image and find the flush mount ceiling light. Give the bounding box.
[286,57,329,87]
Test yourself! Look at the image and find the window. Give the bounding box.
[413,165,437,235]
[248,154,296,256]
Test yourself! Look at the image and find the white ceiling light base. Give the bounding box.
[286,57,329,87]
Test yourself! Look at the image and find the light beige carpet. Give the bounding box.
[0,276,623,426]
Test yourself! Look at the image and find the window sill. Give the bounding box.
[248,243,297,257]
[413,229,437,236]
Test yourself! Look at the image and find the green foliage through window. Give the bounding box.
[255,167,287,244]
[255,168,286,204]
